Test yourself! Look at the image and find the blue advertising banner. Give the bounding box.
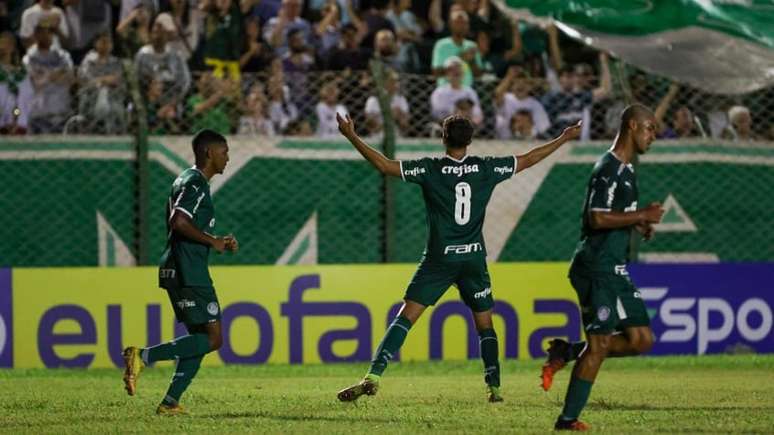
[630,263,773,355]
[0,268,11,368]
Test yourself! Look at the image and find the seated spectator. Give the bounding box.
[63,0,113,64]
[430,56,483,125]
[240,16,276,73]
[239,83,275,135]
[199,0,242,81]
[315,80,348,137]
[281,28,315,113]
[116,2,152,58]
[325,23,369,71]
[0,32,32,134]
[364,69,409,136]
[135,21,191,116]
[263,0,312,57]
[431,10,482,88]
[723,105,759,141]
[19,0,69,50]
[77,32,127,134]
[23,23,74,134]
[494,66,550,139]
[155,0,203,61]
[187,72,234,134]
[542,52,610,139]
[146,78,180,134]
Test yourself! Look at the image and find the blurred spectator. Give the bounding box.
[431,10,482,88]
[240,16,276,72]
[120,0,158,23]
[263,0,312,57]
[146,78,179,134]
[77,32,127,134]
[306,0,355,25]
[187,72,234,134]
[238,83,275,135]
[63,0,113,64]
[19,0,69,50]
[386,0,422,74]
[245,0,281,25]
[267,62,302,133]
[493,66,549,140]
[315,80,348,137]
[281,28,315,113]
[135,21,191,112]
[312,0,364,58]
[156,0,203,61]
[430,56,482,126]
[723,105,759,141]
[654,83,702,139]
[0,32,32,134]
[23,23,74,134]
[199,0,242,81]
[326,23,369,71]
[542,52,610,139]
[364,69,409,136]
[509,109,546,140]
[604,71,651,137]
[117,3,152,58]
[361,0,395,50]
[373,29,403,72]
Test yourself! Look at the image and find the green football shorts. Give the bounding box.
[568,264,650,335]
[165,285,222,326]
[405,256,494,312]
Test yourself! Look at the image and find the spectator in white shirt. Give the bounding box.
[19,0,69,50]
[364,69,409,136]
[315,80,348,137]
[430,56,483,126]
[494,65,550,139]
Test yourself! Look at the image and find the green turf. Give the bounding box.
[1,355,773,433]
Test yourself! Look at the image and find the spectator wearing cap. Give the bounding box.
[77,32,127,134]
[430,56,483,125]
[19,0,69,50]
[364,69,409,136]
[263,0,313,57]
[723,105,759,141]
[23,22,74,134]
[431,10,482,88]
[542,52,610,139]
[493,66,550,140]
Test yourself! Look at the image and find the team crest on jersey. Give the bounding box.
[442,164,479,177]
[207,302,219,316]
[597,306,611,321]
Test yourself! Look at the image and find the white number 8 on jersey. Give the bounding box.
[454,182,471,225]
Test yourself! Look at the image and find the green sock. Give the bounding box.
[567,342,588,362]
[560,377,594,421]
[144,334,211,363]
[368,316,412,376]
[479,329,500,387]
[162,354,204,405]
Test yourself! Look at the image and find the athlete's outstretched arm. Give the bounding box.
[337,113,402,177]
[171,212,228,253]
[515,121,582,173]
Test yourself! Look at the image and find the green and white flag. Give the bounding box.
[499,0,774,94]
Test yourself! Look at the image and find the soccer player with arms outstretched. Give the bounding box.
[541,105,665,431]
[122,129,239,415]
[335,112,581,403]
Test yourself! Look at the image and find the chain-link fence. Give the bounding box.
[2,62,774,267]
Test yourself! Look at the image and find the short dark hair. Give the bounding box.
[620,104,654,133]
[192,129,226,162]
[442,115,474,149]
[559,65,574,76]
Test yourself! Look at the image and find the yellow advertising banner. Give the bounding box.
[9,264,581,368]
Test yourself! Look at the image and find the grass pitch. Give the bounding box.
[1,355,773,434]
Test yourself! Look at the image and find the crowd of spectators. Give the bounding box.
[0,0,772,140]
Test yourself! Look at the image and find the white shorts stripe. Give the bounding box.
[616,297,628,320]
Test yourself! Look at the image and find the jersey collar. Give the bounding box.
[190,165,210,183]
[444,154,469,163]
[608,151,635,173]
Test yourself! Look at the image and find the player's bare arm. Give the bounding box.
[171,212,228,253]
[590,202,664,230]
[515,121,582,173]
[337,113,402,177]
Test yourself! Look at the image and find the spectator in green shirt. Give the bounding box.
[431,9,482,88]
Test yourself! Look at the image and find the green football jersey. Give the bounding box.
[572,151,639,273]
[159,166,216,288]
[401,154,517,262]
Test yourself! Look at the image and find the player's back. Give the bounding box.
[400,154,516,262]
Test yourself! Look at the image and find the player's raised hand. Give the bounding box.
[560,121,582,141]
[224,234,239,253]
[641,202,665,224]
[336,113,356,138]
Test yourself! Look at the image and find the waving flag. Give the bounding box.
[498,0,774,94]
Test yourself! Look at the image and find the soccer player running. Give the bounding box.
[541,104,665,431]
[122,129,238,415]
[335,112,581,403]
